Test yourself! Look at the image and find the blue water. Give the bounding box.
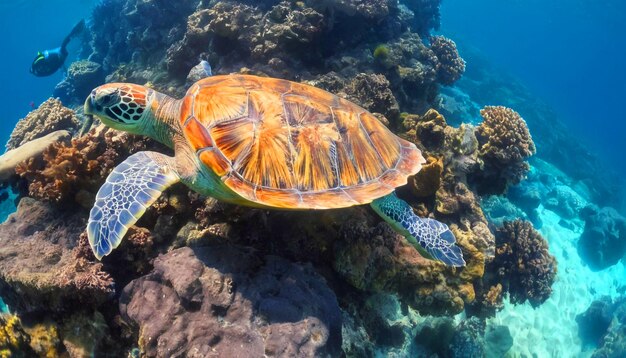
[440,0,626,178]
[0,1,96,149]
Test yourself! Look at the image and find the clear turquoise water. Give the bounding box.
[440,0,626,182]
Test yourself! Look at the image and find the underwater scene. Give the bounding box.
[0,0,624,356]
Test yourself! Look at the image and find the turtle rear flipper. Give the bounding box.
[371,193,466,267]
[87,151,180,260]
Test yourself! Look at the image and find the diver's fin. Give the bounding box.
[371,193,466,267]
[87,151,179,260]
[61,19,86,52]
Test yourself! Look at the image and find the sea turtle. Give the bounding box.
[84,74,465,266]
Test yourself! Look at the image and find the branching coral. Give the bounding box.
[472,106,536,194]
[344,73,400,122]
[492,220,557,307]
[15,126,156,206]
[429,35,465,85]
[6,98,79,150]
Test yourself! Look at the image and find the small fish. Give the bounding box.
[30,19,85,77]
[29,101,35,109]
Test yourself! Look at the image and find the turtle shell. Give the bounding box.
[180,75,424,209]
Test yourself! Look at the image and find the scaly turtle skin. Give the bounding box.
[84,74,465,266]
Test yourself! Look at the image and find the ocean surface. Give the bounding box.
[0,0,624,356]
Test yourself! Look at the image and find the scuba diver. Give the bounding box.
[30,19,85,77]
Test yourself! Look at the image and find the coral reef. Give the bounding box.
[449,317,485,357]
[15,125,158,206]
[120,246,341,357]
[506,177,544,227]
[472,106,536,194]
[53,60,105,105]
[484,325,513,357]
[545,184,586,219]
[577,297,614,347]
[167,1,326,78]
[5,98,79,151]
[429,35,466,85]
[0,0,565,355]
[593,300,626,358]
[577,296,626,357]
[333,209,483,315]
[0,314,36,357]
[490,220,557,307]
[343,73,400,122]
[403,0,442,34]
[578,205,626,271]
[409,156,443,198]
[0,197,114,314]
[0,312,110,357]
[87,0,453,113]
[481,195,529,227]
[0,131,70,182]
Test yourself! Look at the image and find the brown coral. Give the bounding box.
[492,220,557,307]
[333,209,483,315]
[6,98,79,150]
[344,73,400,123]
[15,126,156,206]
[472,106,536,194]
[403,109,448,150]
[430,35,466,85]
[409,156,443,198]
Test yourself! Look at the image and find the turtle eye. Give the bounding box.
[98,90,120,107]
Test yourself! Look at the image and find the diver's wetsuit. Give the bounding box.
[30,19,85,77]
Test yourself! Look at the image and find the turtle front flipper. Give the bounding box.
[371,193,466,267]
[87,151,180,260]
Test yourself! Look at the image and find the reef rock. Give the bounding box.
[592,297,626,358]
[53,60,105,105]
[333,209,483,315]
[120,246,341,357]
[0,197,113,314]
[577,297,614,347]
[6,98,80,151]
[578,205,626,271]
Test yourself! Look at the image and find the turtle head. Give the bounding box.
[84,83,153,134]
